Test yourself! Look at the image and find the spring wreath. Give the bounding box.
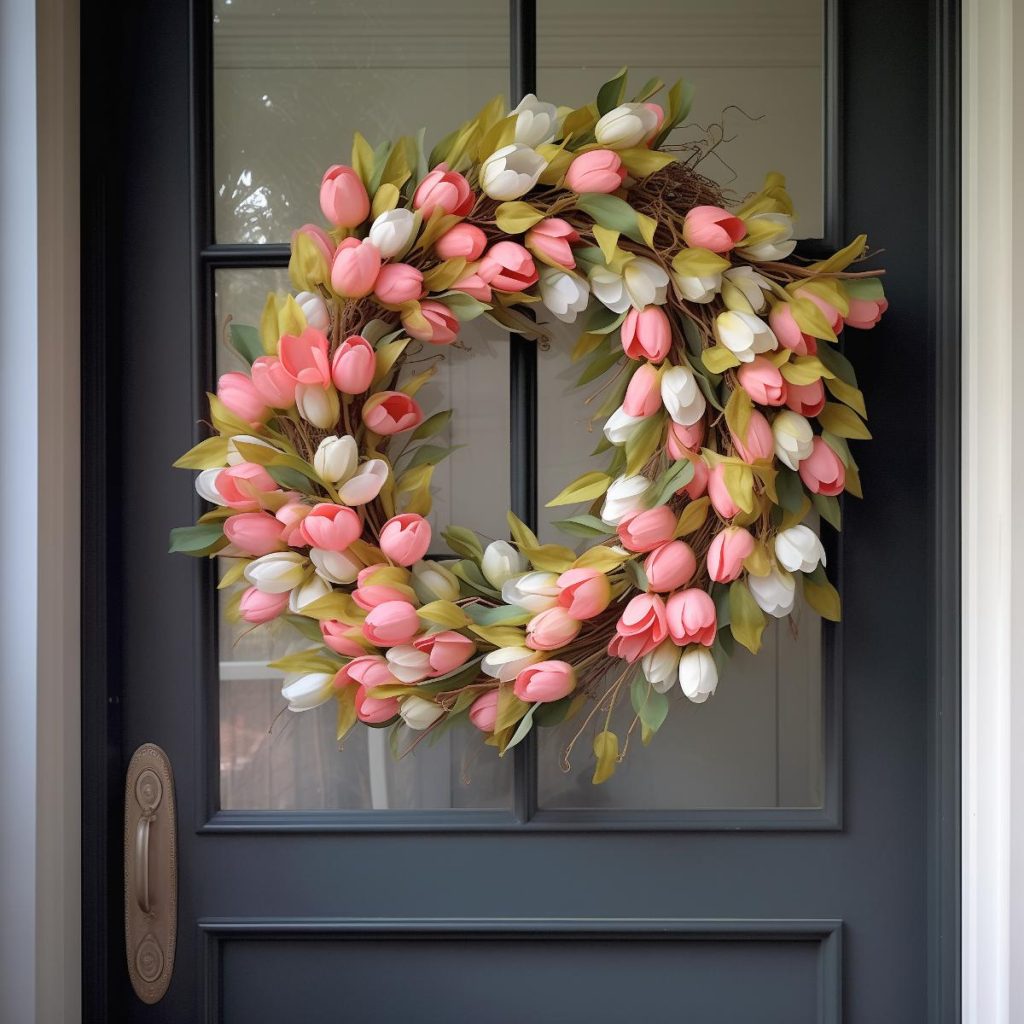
[171,70,886,784]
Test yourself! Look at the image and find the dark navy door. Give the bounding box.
[81,0,960,1021]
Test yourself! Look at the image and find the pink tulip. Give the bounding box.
[469,690,499,731]
[299,503,362,551]
[223,511,285,556]
[362,391,424,435]
[321,620,367,657]
[319,164,370,227]
[799,437,846,496]
[803,290,844,333]
[556,567,612,620]
[565,149,626,194]
[354,686,400,724]
[707,464,741,519]
[331,237,381,298]
[452,272,492,302]
[707,527,755,583]
[403,300,460,345]
[525,218,579,269]
[682,205,746,253]
[514,661,577,703]
[251,356,297,407]
[526,607,582,651]
[340,654,397,690]
[622,305,672,363]
[239,587,288,624]
[785,380,825,416]
[217,372,268,426]
[413,163,474,219]
[379,513,432,567]
[667,420,706,459]
[644,541,696,592]
[276,501,311,546]
[414,631,475,676]
[331,335,376,395]
[215,463,279,511]
[373,262,424,305]
[642,103,665,143]
[730,410,775,462]
[279,327,331,386]
[435,223,487,261]
[478,241,539,293]
[768,303,816,355]
[666,588,717,646]
[738,356,787,406]
[675,454,709,500]
[352,583,414,612]
[608,593,669,663]
[845,296,888,329]
[362,600,421,647]
[617,505,677,553]
[623,363,663,417]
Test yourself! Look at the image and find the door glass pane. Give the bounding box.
[537,0,825,238]
[213,0,510,243]
[213,269,513,810]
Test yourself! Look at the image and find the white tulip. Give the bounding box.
[774,525,826,573]
[313,434,358,484]
[399,695,445,731]
[603,405,647,445]
[386,645,432,684]
[772,411,814,470]
[642,639,682,694]
[481,645,542,682]
[481,540,529,589]
[288,572,332,613]
[295,383,340,429]
[411,560,461,603]
[538,267,590,323]
[512,93,560,147]
[227,434,280,466]
[660,366,707,427]
[501,571,561,614]
[739,212,797,262]
[601,474,652,525]
[714,310,778,363]
[678,646,718,703]
[590,257,669,313]
[281,672,335,712]
[595,102,661,149]
[195,468,226,505]
[479,143,547,201]
[672,270,722,304]
[368,207,417,259]
[747,566,797,618]
[309,547,361,586]
[295,290,330,332]
[721,267,771,313]
[244,551,308,593]
[337,459,389,506]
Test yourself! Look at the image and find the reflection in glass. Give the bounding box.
[213,0,509,242]
[213,269,513,810]
[537,0,825,238]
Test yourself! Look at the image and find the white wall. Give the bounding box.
[0,0,81,1021]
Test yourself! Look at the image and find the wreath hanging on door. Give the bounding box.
[172,70,885,784]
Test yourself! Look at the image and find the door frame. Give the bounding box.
[70,1,966,1022]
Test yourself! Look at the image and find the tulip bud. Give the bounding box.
[595,102,661,149]
[603,405,647,445]
[469,690,500,732]
[565,149,626,194]
[683,205,746,253]
[479,241,539,292]
[774,525,826,573]
[243,551,308,593]
[641,639,682,693]
[399,695,445,731]
[313,435,358,484]
[714,311,778,364]
[319,165,370,228]
[379,513,432,567]
[295,290,330,332]
[678,646,718,703]
[501,571,561,614]
[556,567,612,620]
[707,527,756,583]
[413,163,474,218]
[481,541,529,589]
[481,645,541,682]
[514,660,577,703]
[608,593,669,663]
[601,474,652,525]
[295,383,340,429]
[411,560,461,603]
[337,460,389,506]
[281,672,334,712]
[798,437,846,496]
[512,94,560,147]
[309,547,361,585]
[660,365,706,426]
[288,572,332,613]
[479,144,547,201]
[747,566,797,617]
[538,267,590,323]
[665,588,717,646]
[368,207,417,258]
[525,607,582,651]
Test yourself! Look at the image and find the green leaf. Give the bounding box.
[817,402,872,440]
[592,729,619,784]
[403,443,463,471]
[534,692,586,728]
[596,67,628,115]
[729,580,766,654]
[701,346,741,375]
[268,650,341,674]
[630,677,669,744]
[501,703,538,755]
[434,290,491,321]
[624,414,664,475]
[775,468,805,513]
[575,193,647,244]
[443,526,484,563]
[545,471,612,508]
[584,303,627,335]
[227,323,263,366]
[233,441,329,490]
[651,458,695,507]
[843,277,885,301]
[812,492,842,531]
[411,409,452,441]
[168,523,225,556]
[173,435,229,470]
[815,342,858,386]
[462,603,532,627]
[552,515,613,539]
[803,575,841,621]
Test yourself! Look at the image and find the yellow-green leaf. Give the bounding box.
[729,580,766,654]
[174,435,229,469]
[781,355,834,387]
[675,496,710,536]
[300,592,366,625]
[617,147,676,179]
[702,345,741,375]
[371,182,400,220]
[817,402,872,439]
[788,295,837,341]
[811,233,867,275]
[417,600,470,629]
[593,224,620,265]
[336,687,359,742]
[803,577,842,621]
[519,543,576,573]
[351,131,375,190]
[824,377,868,419]
[723,386,753,444]
[592,730,619,785]
[672,247,730,278]
[573,545,632,572]
[507,510,540,551]
[545,471,612,508]
[495,201,544,234]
